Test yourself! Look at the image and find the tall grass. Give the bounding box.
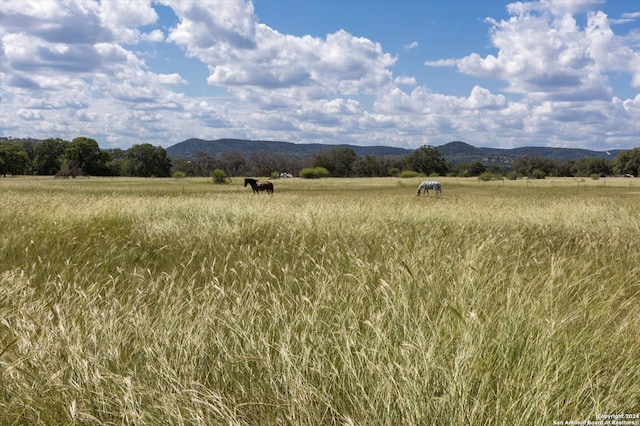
[1,177,639,424]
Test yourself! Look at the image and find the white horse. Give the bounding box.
[416,180,441,197]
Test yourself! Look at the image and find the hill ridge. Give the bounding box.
[166,138,624,167]
[166,138,412,159]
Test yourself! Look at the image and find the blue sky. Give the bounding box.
[1,0,639,151]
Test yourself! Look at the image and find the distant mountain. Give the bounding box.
[437,141,622,167]
[166,138,625,168]
[166,138,412,159]
[436,141,487,162]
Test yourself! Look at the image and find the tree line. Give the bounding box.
[0,137,171,178]
[1,137,639,178]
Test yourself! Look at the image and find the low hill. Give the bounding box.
[436,141,623,167]
[166,138,624,168]
[166,138,412,159]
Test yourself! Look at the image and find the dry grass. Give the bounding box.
[1,176,639,424]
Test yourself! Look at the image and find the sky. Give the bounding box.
[1,0,639,151]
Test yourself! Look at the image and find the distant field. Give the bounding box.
[1,176,639,425]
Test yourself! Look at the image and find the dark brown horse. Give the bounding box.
[244,178,274,195]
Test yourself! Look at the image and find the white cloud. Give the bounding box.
[16,109,44,121]
[428,1,640,101]
[0,0,188,129]
[198,24,395,100]
[464,86,508,109]
[394,76,417,86]
[164,0,257,51]
[621,12,640,19]
[404,41,419,50]
[158,0,397,99]
[507,0,606,16]
[98,0,158,43]
[0,0,638,151]
[142,29,166,43]
[156,73,187,85]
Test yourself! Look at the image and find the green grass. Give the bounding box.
[1,176,639,425]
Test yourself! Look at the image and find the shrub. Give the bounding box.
[172,171,186,179]
[210,168,229,184]
[299,167,329,179]
[590,173,600,180]
[399,170,419,178]
[530,169,546,179]
[55,166,82,178]
[478,172,493,181]
[388,167,400,177]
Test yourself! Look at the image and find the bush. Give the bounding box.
[299,167,329,179]
[210,168,229,184]
[388,167,400,177]
[530,169,546,179]
[399,170,419,178]
[590,174,600,180]
[478,172,494,181]
[55,166,82,178]
[172,171,186,179]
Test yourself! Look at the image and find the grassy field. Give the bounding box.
[1,176,639,425]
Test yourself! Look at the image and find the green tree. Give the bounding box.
[571,157,612,177]
[531,168,546,179]
[554,160,575,177]
[613,148,640,177]
[190,152,219,177]
[122,143,172,177]
[403,145,448,176]
[211,168,229,184]
[514,154,558,178]
[299,167,330,179]
[33,138,67,175]
[96,149,118,176]
[352,154,386,177]
[62,137,103,176]
[453,161,486,177]
[17,139,37,173]
[312,147,358,177]
[246,151,298,178]
[0,141,30,176]
[219,151,246,177]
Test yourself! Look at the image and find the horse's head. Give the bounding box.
[243,178,249,187]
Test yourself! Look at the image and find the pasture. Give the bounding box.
[1,176,639,425]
